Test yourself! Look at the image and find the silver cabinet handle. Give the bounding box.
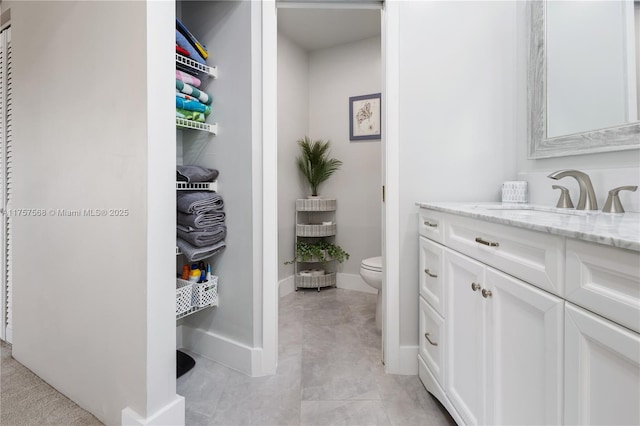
[482,288,492,298]
[423,221,438,228]
[424,268,438,278]
[475,237,499,247]
[424,333,438,346]
[471,282,481,291]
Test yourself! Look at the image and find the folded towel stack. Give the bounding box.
[176,165,226,262]
[175,19,214,124]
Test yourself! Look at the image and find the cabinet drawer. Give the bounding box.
[419,296,444,387]
[418,209,445,243]
[445,214,564,297]
[566,239,640,333]
[419,237,445,315]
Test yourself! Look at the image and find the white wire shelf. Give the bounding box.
[176,53,217,78]
[176,302,217,320]
[176,118,218,134]
[176,181,218,192]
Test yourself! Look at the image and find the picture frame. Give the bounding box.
[349,93,381,141]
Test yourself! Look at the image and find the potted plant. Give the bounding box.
[296,136,342,198]
[284,241,350,266]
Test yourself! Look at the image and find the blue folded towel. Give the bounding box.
[176,96,211,115]
[176,30,205,65]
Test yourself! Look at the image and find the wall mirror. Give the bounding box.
[528,0,640,158]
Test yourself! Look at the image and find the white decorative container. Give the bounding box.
[176,280,193,315]
[191,276,219,308]
[502,181,528,203]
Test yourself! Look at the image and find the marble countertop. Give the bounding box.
[416,202,640,252]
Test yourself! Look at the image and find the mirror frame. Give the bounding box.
[528,0,640,159]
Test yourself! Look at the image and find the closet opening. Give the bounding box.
[275,1,386,364]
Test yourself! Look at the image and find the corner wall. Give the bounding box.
[277,33,309,280]
[308,35,382,276]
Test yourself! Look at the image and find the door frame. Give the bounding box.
[260,0,402,374]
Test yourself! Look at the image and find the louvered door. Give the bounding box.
[0,26,11,343]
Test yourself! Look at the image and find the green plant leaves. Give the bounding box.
[284,240,350,266]
[296,136,342,196]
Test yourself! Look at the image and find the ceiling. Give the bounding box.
[277,8,381,52]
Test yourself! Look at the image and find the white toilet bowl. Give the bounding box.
[360,256,382,331]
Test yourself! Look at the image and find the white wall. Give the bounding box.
[7,2,178,424]
[397,1,519,347]
[308,36,382,275]
[514,1,640,211]
[277,33,309,280]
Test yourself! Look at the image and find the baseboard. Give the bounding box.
[337,273,378,295]
[122,395,185,426]
[278,276,295,298]
[181,325,259,376]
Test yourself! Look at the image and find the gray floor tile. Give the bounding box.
[177,351,231,418]
[177,287,455,426]
[300,400,390,426]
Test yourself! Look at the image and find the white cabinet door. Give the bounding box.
[485,268,564,426]
[445,249,487,426]
[565,303,640,426]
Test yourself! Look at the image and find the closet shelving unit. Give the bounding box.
[175,50,219,320]
[175,53,218,135]
[294,198,338,291]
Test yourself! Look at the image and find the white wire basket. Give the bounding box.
[191,276,219,308]
[176,279,193,315]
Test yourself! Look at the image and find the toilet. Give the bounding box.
[360,256,382,331]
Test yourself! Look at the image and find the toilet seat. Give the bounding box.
[361,256,382,272]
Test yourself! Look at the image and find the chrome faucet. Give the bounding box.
[547,169,598,210]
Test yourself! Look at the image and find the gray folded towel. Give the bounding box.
[177,211,225,229]
[177,225,227,248]
[177,238,226,262]
[177,191,224,214]
[177,165,219,183]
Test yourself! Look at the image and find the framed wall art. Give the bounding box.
[349,93,381,141]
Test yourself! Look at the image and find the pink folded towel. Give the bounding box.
[176,70,202,88]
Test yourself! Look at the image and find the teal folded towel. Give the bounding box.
[176,96,211,115]
[176,80,212,105]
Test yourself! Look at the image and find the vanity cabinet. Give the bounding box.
[564,303,640,426]
[444,249,564,426]
[417,204,640,425]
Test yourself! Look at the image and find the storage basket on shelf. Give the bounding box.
[191,276,219,307]
[176,279,193,315]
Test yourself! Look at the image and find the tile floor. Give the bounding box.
[178,288,456,425]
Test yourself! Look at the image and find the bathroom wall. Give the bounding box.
[308,36,382,276]
[397,1,519,350]
[513,1,640,211]
[277,33,310,281]
[6,1,179,424]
